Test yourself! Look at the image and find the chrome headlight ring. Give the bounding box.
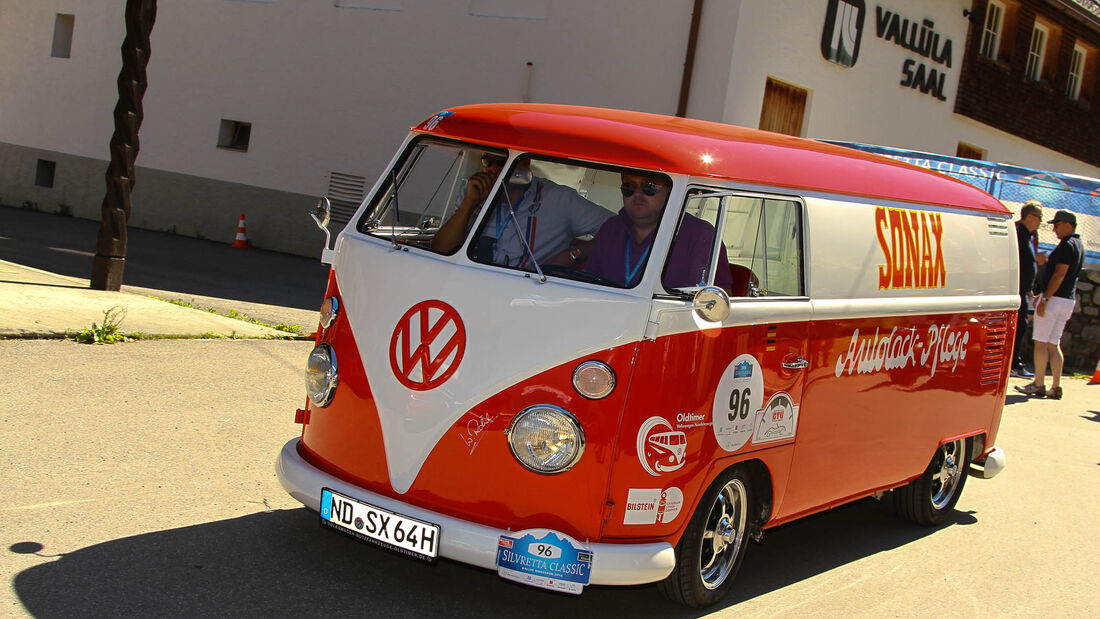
[506,405,585,474]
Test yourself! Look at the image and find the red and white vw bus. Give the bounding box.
[277,104,1012,607]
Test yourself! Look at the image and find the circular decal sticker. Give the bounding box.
[711,354,764,452]
[389,300,466,391]
[636,416,688,477]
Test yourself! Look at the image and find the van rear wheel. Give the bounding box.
[893,437,970,526]
[658,467,752,608]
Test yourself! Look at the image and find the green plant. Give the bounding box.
[75,307,128,344]
[274,323,305,335]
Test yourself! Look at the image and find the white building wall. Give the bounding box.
[1,0,1096,256]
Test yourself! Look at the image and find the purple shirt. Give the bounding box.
[585,210,733,291]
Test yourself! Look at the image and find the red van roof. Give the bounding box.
[414,103,1009,215]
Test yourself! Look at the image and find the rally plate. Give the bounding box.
[320,488,440,561]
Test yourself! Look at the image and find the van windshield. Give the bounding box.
[357,138,679,289]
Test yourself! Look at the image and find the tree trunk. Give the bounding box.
[90,0,157,291]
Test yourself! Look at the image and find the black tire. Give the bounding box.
[658,467,753,608]
[893,437,971,526]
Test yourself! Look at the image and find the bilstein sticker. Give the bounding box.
[624,488,684,525]
[712,354,764,452]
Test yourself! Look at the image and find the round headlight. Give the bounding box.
[305,343,338,407]
[319,296,340,329]
[507,406,585,474]
[572,361,615,399]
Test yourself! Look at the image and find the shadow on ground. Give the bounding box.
[0,206,328,310]
[12,499,963,618]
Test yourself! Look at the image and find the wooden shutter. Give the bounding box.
[759,78,807,137]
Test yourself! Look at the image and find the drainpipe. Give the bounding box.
[676,0,704,117]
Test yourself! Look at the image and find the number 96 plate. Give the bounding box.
[320,488,440,561]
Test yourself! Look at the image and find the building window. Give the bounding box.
[1068,44,1085,99]
[218,119,251,152]
[980,2,1003,59]
[1065,41,1098,103]
[956,142,986,160]
[1024,22,1048,81]
[759,78,808,137]
[35,159,56,188]
[51,13,74,58]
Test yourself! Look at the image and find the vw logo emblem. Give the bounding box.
[389,300,466,391]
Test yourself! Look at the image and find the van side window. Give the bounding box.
[724,197,803,296]
[681,192,804,297]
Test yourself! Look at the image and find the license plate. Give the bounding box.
[319,488,440,561]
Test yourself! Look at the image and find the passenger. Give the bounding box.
[1015,210,1085,400]
[432,155,610,268]
[585,173,733,292]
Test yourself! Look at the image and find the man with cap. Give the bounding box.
[1011,200,1043,377]
[1015,210,1084,400]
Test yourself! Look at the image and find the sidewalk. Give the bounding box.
[0,259,316,339]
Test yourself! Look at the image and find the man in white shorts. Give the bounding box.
[1015,210,1085,400]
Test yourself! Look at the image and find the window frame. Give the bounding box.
[1025,22,1049,82]
[674,187,807,299]
[1067,43,1086,99]
[980,1,1004,59]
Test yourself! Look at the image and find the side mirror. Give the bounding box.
[311,197,331,230]
[693,286,731,322]
[311,197,335,265]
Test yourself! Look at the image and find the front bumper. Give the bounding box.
[275,438,676,586]
[968,445,1006,479]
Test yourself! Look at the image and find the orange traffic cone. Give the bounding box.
[1091,356,1100,384]
[230,213,250,248]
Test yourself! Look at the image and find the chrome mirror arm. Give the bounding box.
[311,197,336,264]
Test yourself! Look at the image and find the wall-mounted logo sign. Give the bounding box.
[389,299,466,391]
[821,0,866,68]
[874,6,954,101]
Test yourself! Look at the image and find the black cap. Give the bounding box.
[1048,210,1077,226]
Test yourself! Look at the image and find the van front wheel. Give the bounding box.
[893,437,970,526]
[658,468,752,608]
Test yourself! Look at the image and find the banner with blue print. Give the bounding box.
[827,141,1099,268]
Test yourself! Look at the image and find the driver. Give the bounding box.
[432,154,610,268]
[585,172,732,291]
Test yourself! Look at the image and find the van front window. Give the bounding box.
[360,139,674,289]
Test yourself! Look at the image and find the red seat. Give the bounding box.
[728,263,759,297]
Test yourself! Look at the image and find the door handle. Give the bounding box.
[782,357,809,370]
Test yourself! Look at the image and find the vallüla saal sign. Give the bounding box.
[821,0,955,102]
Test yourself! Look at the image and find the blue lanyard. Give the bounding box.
[624,237,651,285]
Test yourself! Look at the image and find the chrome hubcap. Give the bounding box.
[699,479,747,590]
[930,439,965,510]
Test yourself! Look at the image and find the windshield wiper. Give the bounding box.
[500,187,546,283]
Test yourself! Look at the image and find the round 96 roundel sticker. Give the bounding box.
[711,354,764,452]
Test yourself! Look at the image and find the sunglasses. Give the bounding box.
[620,180,664,197]
[481,155,507,168]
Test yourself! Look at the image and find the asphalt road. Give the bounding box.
[3,339,1098,618]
